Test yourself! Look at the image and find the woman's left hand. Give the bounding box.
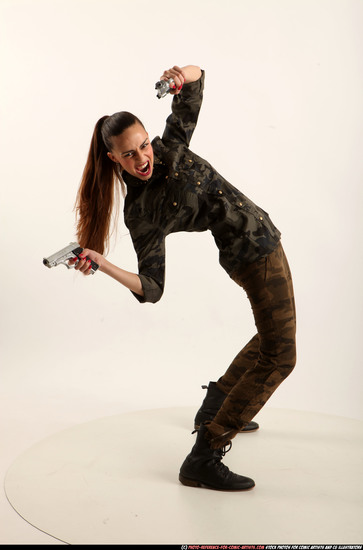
[159,65,186,94]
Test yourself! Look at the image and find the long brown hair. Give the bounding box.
[75,112,144,254]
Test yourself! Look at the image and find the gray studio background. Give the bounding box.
[1,0,362,454]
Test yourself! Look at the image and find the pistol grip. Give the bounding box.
[73,247,99,274]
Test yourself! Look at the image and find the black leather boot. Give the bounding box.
[194,382,259,432]
[179,424,255,491]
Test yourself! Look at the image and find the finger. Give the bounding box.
[170,66,185,86]
[166,78,182,95]
[74,253,87,271]
[160,67,185,88]
[68,256,78,267]
[81,260,93,275]
[159,72,168,81]
[167,72,183,88]
[172,66,186,82]
[78,249,91,263]
[79,259,92,274]
[168,83,179,95]
[74,259,84,271]
[159,70,174,82]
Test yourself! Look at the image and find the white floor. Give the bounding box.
[3,407,363,545]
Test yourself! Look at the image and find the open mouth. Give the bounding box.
[136,161,152,177]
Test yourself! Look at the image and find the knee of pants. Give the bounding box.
[279,345,297,377]
[261,340,297,375]
[283,358,296,378]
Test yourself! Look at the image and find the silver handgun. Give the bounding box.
[43,242,99,275]
[155,78,175,99]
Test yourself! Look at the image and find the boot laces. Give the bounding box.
[191,427,232,457]
[191,427,233,479]
[213,441,232,477]
[217,440,232,458]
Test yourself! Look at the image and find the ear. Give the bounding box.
[107,152,118,163]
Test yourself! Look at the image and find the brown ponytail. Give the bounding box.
[75,111,143,255]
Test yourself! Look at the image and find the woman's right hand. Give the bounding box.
[68,248,105,275]
[68,248,143,296]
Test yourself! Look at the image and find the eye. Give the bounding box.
[123,152,134,158]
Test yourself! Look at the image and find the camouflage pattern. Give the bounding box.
[122,72,296,450]
[123,70,281,304]
[206,243,297,449]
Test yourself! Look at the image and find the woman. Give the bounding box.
[72,65,297,491]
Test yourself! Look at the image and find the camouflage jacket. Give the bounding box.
[123,71,281,303]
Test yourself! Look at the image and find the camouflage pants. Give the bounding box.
[206,242,297,448]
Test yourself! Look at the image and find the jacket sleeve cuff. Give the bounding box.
[131,274,164,304]
[180,69,205,98]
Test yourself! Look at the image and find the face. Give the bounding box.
[107,122,154,181]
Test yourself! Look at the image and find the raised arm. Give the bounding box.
[161,66,205,147]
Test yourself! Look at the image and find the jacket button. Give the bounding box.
[165,175,168,179]
[218,190,223,195]
[259,216,263,220]
[239,202,243,206]
[175,172,179,177]
[188,159,192,163]
[173,202,177,206]
[196,181,201,185]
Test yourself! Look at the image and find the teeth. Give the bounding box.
[137,162,149,171]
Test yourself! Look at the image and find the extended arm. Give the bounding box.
[70,251,144,297]
[71,222,166,304]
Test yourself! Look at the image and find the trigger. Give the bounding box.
[64,259,77,270]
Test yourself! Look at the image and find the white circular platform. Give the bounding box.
[4,407,363,545]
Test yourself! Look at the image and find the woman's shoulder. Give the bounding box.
[152,134,188,164]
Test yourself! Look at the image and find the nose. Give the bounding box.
[134,150,145,163]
